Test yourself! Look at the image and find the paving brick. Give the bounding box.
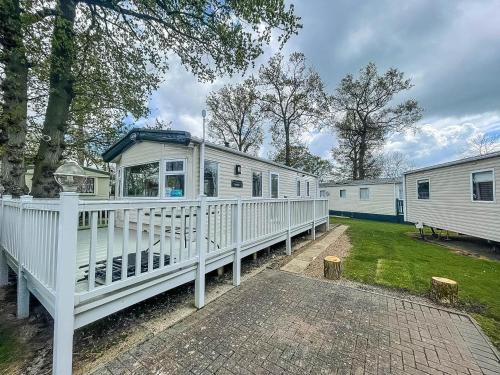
[90,270,500,375]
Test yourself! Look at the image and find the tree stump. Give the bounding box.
[430,277,458,305]
[324,256,342,280]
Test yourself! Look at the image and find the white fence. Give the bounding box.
[0,193,329,374]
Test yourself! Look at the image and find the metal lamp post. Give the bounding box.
[199,109,207,196]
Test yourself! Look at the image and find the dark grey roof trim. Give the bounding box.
[320,177,402,188]
[102,128,192,162]
[404,151,500,175]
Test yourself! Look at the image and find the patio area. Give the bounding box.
[91,269,500,375]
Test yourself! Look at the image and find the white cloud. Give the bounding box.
[384,112,500,167]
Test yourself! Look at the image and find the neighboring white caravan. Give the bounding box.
[320,178,404,222]
[404,151,500,242]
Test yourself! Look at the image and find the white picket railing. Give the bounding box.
[0,194,329,375]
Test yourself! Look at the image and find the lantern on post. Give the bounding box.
[54,160,87,192]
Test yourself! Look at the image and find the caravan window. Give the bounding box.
[339,189,346,198]
[252,171,262,197]
[359,188,369,200]
[417,179,430,199]
[296,179,301,196]
[270,173,279,198]
[204,160,219,197]
[306,181,310,197]
[472,170,494,202]
[123,162,159,197]
[165,160,185,197]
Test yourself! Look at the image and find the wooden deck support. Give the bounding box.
[0,249,8,286]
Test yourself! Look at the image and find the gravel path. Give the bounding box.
[303,232,352,278]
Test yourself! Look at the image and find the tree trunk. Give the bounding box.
[324,256,342,280]
[284,122,291,166]
[0,0,29,196]
[31,0,77,198]
[430,277,458,305]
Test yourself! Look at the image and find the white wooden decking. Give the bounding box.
[0,195,329,375]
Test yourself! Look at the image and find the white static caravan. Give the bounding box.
[102,128,319,200]
[404,151,500,243]
[320,178,404,222]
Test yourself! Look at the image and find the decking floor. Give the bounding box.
[75,228,197,291]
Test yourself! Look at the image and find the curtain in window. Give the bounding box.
[271,174,279,198]
[252,172,262,197]
[472,171,494,201]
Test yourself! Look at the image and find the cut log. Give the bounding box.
[324,256,342,280]
[430,277,458,305]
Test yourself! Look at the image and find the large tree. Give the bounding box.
[272,144,333,182]
[26,0,300,197]
[331,62,423,180]
[258,52,330,166]
[206,78,263,155]
[466,132,500,156]
[379,151,415,179]
[0,0,35,196]
[331,111,383,180]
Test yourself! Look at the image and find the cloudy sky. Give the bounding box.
[141,0,500,169]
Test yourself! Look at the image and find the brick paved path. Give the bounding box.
[93,270,500,375]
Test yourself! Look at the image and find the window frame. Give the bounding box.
[416,178,430,200]
[339,189,347,199]
[204,159,219,198]
[470,169,496,203]
[359,187,370,201]
[296,178,301,197]
[306,181,310,197]
[252,170,263,198]
[164,158,187,199]
[269,172,280,198]
[121,160,161,199]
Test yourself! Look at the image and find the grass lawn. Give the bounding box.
[332,217,500,349]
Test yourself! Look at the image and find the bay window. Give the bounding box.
[123,162,159,197]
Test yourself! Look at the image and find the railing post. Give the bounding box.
[286,198,291,255]
[325,199,330,231]
[195,195,207,309]
[311,200,316,240]
[232,197,242,286]
[53,192,79,375]
[0,196,8,286]
[17,195,32,319]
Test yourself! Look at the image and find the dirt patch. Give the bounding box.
[408,232,500,262]
[303,232,352,278]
